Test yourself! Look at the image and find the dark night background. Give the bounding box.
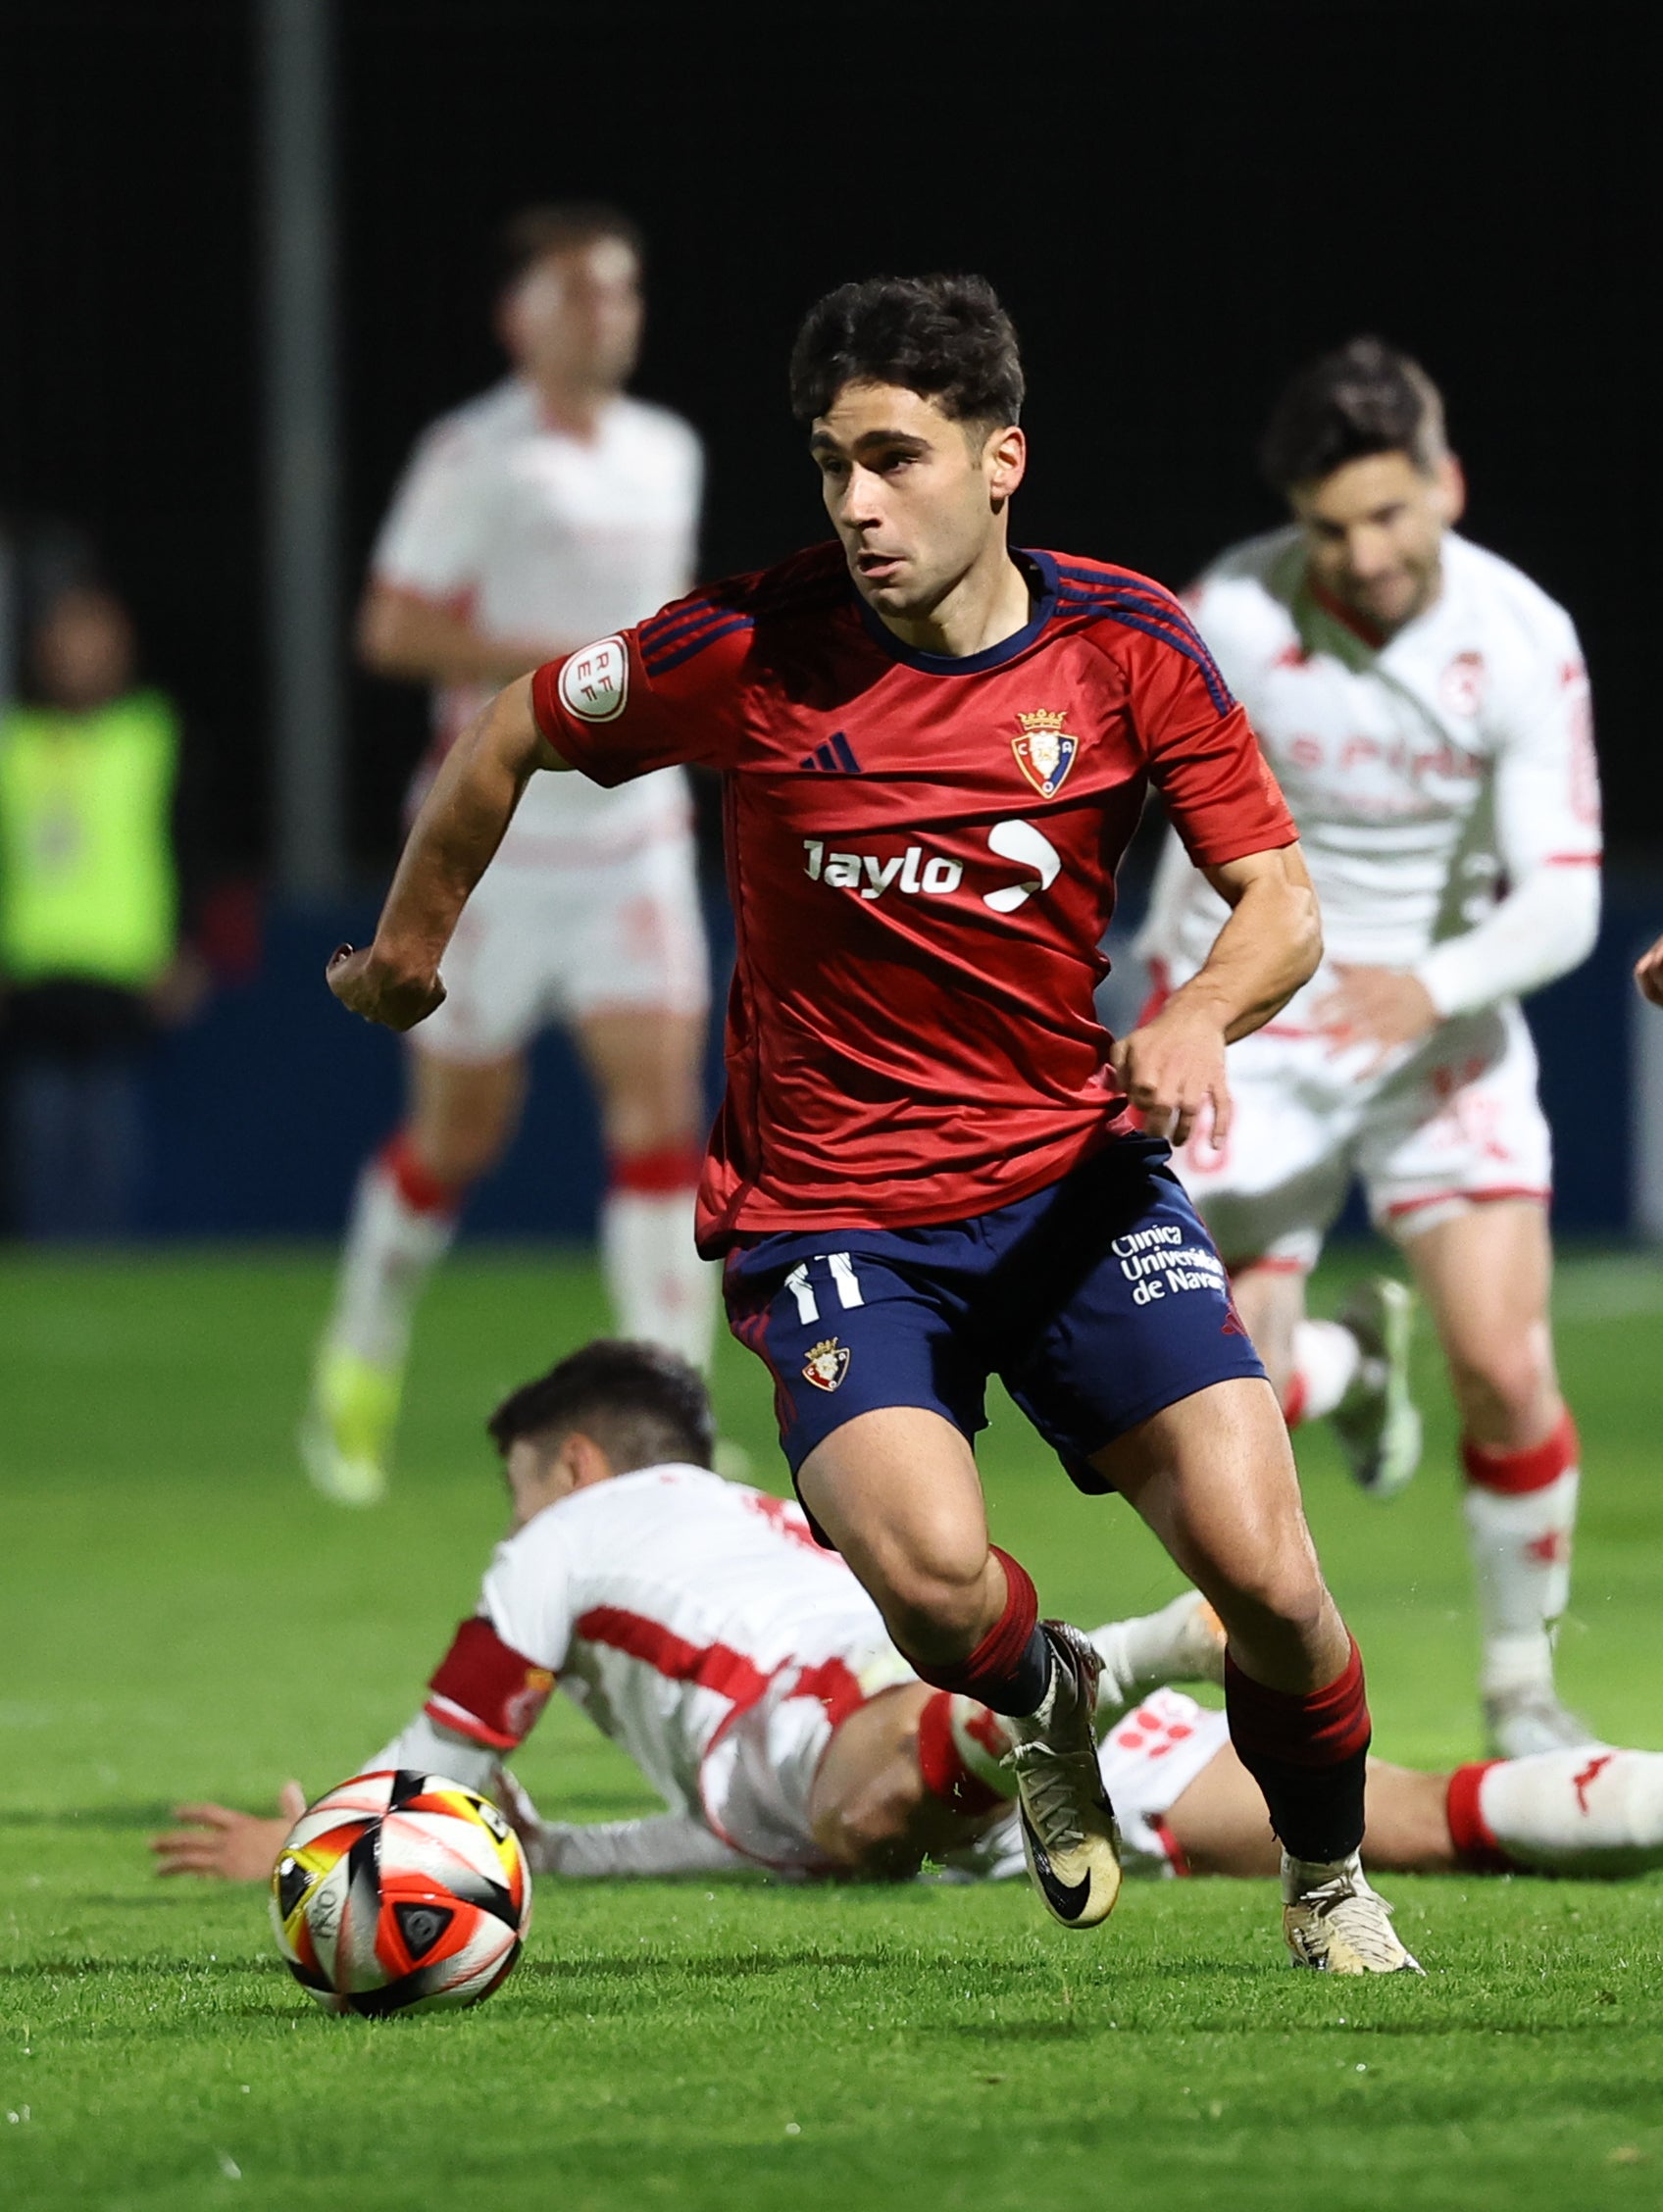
[1,0,1656,875]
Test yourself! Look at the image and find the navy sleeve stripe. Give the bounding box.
[1054,568,1214,649]
[640,611,755,678]
[1059,592,1235,716]
[1057,581,1234,699]
[639,593,742,654]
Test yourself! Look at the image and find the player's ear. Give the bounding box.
[564,1433,618,1491]
[984,424,1027,509]
[1434,453,1466,528]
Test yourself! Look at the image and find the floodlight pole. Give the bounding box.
[259,0,346,899]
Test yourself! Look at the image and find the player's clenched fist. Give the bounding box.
[1110,1007,1232,1150]
[1637,932,1663,1009]
[327,942,447,1031]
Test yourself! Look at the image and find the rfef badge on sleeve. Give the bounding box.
[558,635,630,723]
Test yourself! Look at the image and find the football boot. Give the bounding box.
[1007,1622,1122,1930]
[299,1343,398,1507]
[1330,1277,1422,1499]
[1283,1850,1424,1974]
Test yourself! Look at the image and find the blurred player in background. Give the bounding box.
[159,1341,1663,1897]
[303,205,713,1507]
[1140,338,1603,1758]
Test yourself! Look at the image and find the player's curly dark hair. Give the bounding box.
[788,273,1025,427]
[486,1339,716,1474]
[1260,335,1448,492]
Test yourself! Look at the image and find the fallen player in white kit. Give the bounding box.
[303,204,714,1507]
[1140,338,1603,1759]
[158,1344,1663,1930]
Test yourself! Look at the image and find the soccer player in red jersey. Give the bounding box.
[328,276,1417,1972]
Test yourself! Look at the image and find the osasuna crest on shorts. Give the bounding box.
[801,1337,850,1391]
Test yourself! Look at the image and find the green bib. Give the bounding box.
[0,690,179,987]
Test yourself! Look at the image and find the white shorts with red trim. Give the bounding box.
[416,830,710,1064]
[1170,999,1552,1270]
[697,1641,919,1874]
[952,1689,1232,1883]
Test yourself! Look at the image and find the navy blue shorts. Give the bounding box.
[724,1136,1266,1497]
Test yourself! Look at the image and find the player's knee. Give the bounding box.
[1447,1334,1554,1436]
[878,1544,997,1663]
[1214,1556,1331,1650]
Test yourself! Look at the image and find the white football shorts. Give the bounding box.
[415,830,710,1064]
[1171,999,1553,1271]
[698,1641,920,1874]
[704,1658,1231,1883]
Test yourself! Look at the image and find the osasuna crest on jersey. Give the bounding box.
[1012,709,1079,799]
[801,1337,851,1391]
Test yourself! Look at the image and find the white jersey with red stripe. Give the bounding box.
[379,1465,900,1854]
[372,377,702,865]
[1139,527,1601,1023]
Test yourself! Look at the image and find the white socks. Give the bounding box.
[327,1141,717,1379]
[327,1148,458,1369]
[1089,1591,1225,1721]
[1455,1748,1663,1877]
[1289,1318,1363,1423]
[599,1184,718,1370]
[1461,1414,1581,1698]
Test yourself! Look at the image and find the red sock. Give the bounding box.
[1225,1637,1372,1862]
[609,1140,703,1196]
[379,1131,462,1217]
[916,1693,1007,1816]
[1282,1371,1310,1430]
[1445,1761,1516,1872]
[903,1548,1050,1718]
[1462,1410,1579,1494]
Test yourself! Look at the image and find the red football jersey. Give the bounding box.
[529,543,1295,1251]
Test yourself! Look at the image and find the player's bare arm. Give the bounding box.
[1112,841,1320,1145]
[326,676,570,1030]
[357,578,564,691]
[1637,931,1663,1007]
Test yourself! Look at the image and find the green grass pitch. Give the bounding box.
[2,1243,1662,2211]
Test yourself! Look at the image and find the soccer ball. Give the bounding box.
[270,1769,531,2015]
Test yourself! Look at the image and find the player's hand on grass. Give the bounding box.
[1314,963,1438,1073]
[150,1781,306,1884]
[327,942,447,1031]
[1111,1006,1232,1149]
[1636,933,1663,1008]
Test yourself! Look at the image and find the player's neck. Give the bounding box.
[529,375,619,442]
[878,541,1033,661]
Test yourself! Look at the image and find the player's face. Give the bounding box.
[1289,451,1464,633]
[31,586,134,710]
[810,383,1026,622]
[502,237,643,394]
